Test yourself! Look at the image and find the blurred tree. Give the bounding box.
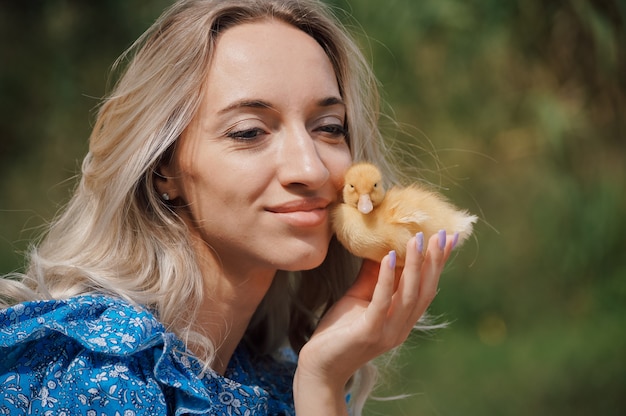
[325,0,626,414]
[0,1,171,270]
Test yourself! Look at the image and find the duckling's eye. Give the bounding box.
[349,184,354,189]
[373,183,378,188]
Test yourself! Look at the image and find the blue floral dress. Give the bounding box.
[0,295,296,415]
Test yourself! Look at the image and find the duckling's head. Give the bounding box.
[342,162,386,214]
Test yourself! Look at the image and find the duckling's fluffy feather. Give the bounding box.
[332,163,477,263]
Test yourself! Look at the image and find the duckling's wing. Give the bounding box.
[397,211,430,225]
[385,186,478,243]
[384,188,431,226]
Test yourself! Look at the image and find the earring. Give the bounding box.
[162,193,170,201]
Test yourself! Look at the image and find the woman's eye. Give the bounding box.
[317,124,347,138]
[226,128,266,141]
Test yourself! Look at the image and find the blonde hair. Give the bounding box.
[1,0,396,413]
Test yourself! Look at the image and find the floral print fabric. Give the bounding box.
[0,295,295,415]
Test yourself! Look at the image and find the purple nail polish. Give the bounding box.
[389,250,396,269]
[416,232,424,253]
[438,230,446,251]
[451,232,460,250]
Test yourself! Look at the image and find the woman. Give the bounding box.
[0,0,456,414]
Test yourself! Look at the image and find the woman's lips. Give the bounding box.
[266,198,331,227]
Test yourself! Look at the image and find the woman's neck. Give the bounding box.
[191,244,277,375]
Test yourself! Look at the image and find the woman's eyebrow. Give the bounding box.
[318,96,345,108]
[218,99,275,115]
[218,96,345,115]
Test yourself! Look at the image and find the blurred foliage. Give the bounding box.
[0,0,172,269]
[1,0,625,415]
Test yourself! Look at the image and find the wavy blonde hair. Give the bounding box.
[1,0,397,413]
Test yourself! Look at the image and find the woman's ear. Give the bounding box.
[154,159,180,202]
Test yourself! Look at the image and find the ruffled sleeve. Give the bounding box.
[0,295,295,415]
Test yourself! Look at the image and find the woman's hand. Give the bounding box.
[293,231,457,415]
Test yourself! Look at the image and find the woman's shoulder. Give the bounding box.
[0,294,165,355]
[0,295,296,415]
[0,295,176,414]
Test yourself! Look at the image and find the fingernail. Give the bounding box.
[416,232,424,253]
[451,232,460,250]
[438,230,446,251]
[388,250,396,269]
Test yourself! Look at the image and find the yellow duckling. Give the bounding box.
[332,162,477,263]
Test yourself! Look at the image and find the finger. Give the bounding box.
[388,233,424,320]
[432,230,458,266]
[365,251,396,322]
[409,231,450,323]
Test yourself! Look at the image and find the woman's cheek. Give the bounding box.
[333,150,353,190]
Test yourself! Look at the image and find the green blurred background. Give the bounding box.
[1,1,624,414]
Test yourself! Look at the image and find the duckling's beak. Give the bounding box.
[358,194,373,214]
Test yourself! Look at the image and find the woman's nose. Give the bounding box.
[276,126,330,189]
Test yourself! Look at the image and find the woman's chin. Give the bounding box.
[278,245,329,272]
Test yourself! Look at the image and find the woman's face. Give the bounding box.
[161,20,352,277]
